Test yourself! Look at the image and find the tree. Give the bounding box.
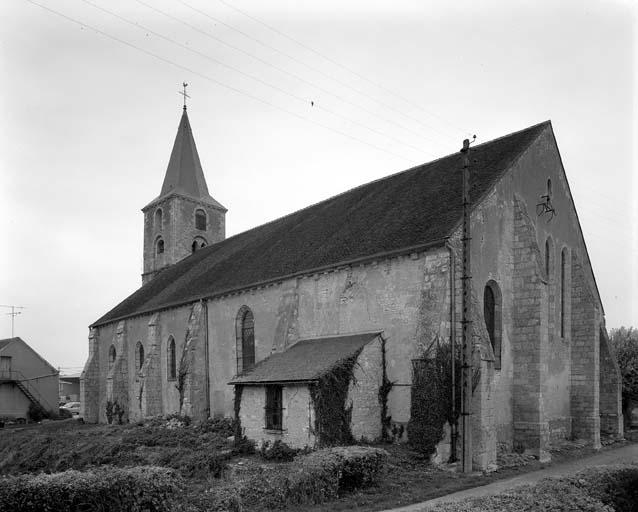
[609,326,638,423]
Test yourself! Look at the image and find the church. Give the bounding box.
[81,106,623,469]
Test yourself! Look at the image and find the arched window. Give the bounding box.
[195,209,207,231]
[544,237,553,281]
[156,238,165,255]
[135,341,145,371]
[191,237,208,253]
[167,337,176,380]
[154,208,163,231]
[484,281,502,369]
[236,307,255,373]
[108,345,116,370]
[560,249,567,338]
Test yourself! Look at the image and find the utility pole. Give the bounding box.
[460,137,475,473]
[0,305,25,337]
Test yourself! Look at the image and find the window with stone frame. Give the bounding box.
[156,238,165,254]
[236,307,255,373]
[484,281,502,369]
[108,345,116,371]
[154,208,163,231]
[195,209,207,231]
[167,337,176,380]
[135,341,145,371]
[265,385,283,430]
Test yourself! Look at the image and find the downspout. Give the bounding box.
[446,241,458,463]
[202,299,211,419]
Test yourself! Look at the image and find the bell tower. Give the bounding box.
[141,105,226,284]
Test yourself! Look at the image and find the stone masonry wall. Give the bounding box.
[106,321,129,423]
[239,385,315,449]
[570,254,601,448]
[180,302,207,419]
[80,327,100,422]
[348,337,383,442]
[137,313,163,420]
[511,197,550,461]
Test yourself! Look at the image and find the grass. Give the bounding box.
[0,420,633,512]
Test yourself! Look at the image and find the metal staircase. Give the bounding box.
[0,370,50,410]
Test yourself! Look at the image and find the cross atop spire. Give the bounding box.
[179,82,190,111]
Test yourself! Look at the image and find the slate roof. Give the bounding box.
[145,109,225,211]
[93,121,550,327]
[228,332,381,385]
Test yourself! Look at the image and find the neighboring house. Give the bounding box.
[59,373,81,403]
[82,108,623,469]
[0,337,59,419]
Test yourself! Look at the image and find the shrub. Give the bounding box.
[197,417,235,436]
[57,408,73,419]
[239,445,388,509]
[233,435,256,455]
[0,466,181,512]
[165,412,191,427]
[27,402,49,422]
[259,440,298,462]
[567,464,638,512]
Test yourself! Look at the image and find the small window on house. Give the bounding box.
[265,385,283,430]
[0,355,12,374]
[154,208,163,231]
[195,209,207,231]
[561,249,567,338]
[157,238,165,254]
[167,337,176,380]
[108,345,116,370]
[135,341,145,371]
[484,281,502,370]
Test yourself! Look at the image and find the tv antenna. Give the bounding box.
[0,305,25,337]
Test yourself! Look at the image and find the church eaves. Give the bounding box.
[93,121,551,327]
[149,109,225,210]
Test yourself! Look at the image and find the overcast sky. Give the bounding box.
[1,0,636,373]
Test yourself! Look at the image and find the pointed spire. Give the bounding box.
[158,110,224,209]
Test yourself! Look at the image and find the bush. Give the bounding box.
[430,464,638,512]
[0,466,181,512]
[259,440,299,462]
[233,435,256,455]
[239,445,388,509]
[57,408,73,419]
[197,417,235,436]
[27,402,49,422]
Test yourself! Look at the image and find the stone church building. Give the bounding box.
[82,107,623,468]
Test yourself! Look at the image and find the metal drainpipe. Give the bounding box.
[202,299,211,419]
[446,241,458,463]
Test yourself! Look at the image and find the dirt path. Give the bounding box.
[382,443,638,512]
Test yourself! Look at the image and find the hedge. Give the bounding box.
[430,464,638,512]
[0,466,181,512]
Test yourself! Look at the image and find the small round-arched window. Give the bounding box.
[545,236,554,281]
[195,209,207,231]
[236,307,255,373]
[191,237,208,253]
[156,238,165,255]
[135,341,145,371]
[108,345,116,370]
[167,337,176,380]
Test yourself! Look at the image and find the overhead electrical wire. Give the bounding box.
[25,0,418,163]
[78,0,431,156]
[177,0,458,145]
[135,0,448,148]
[215,0,471,140]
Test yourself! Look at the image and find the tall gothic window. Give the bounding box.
[561,249,567,338]
[236,307,255,373]
[108,345,116,370]
[156,238,165,255]
[167,337,176,380]
[195,209,207,231]
[484,281,502,369]
[135,341,145,371]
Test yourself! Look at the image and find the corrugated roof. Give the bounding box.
[94,121,550,327]
[229,332,380,384]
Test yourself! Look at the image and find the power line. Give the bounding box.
[26,0,417,163]
[216,0,471,139]
[136,0,447,148]
[177,0,458,146]
[78,0,431,156]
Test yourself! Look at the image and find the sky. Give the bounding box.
[0,0,636,373]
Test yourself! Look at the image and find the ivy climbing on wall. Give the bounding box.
[309,349,362,447]
[407,339,460,457]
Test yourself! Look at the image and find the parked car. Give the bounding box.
[58,407,73,419]
[61,402,81,416]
